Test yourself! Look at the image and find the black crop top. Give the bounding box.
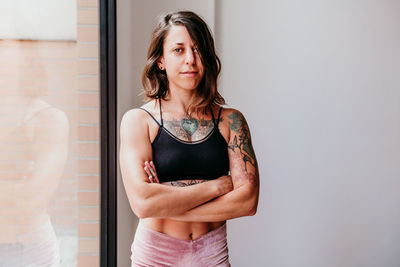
[139,100,229,183]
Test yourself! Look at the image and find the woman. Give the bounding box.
[120,11,259,266]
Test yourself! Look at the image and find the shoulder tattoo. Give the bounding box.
[227,112,258,181]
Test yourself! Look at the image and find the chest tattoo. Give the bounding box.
[163,117,217,142]
[181,117,198,136]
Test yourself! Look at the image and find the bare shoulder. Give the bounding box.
[121,100,157,122]
[122,100,159,126]
[121,108,146,123]
[35,108,69,139]
[27,99,68,126]
[140,99,159,113]
[219,107,250,136]
[35,107,68,126]
[220,107,246,122]
[120,107,154,163]
[24,101,69,141]
[120,108,148,135]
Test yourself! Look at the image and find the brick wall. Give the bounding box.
[76,0,100,266]
[0,0,100,266]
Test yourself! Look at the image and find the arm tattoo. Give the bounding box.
[227,112,258,174]
[169,180,207,187]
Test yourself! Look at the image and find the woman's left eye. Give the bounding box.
[174,48,182,53]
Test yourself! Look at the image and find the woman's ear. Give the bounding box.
[157,56,165,70]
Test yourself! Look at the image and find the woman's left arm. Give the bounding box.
[170,109,259,222]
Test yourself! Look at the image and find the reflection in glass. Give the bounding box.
[0,41,69,266]
[0,1,100,265]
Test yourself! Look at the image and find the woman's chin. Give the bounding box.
[173,84,200,92]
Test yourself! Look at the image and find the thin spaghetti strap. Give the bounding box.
[138,108,161,126]
[210,108,216,126]
[159,98,163,126]
[23,106,56,124]
[216,107,223,126]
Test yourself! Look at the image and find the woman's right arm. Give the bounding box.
[119,109,232,219]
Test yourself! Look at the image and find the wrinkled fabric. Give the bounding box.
[0,218,60,267]
[131,223,230,267]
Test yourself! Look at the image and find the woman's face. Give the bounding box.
[158,25,205,93]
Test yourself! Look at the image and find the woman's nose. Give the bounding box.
[184,50,195,65]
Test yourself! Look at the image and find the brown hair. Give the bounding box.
[142,10,225,114]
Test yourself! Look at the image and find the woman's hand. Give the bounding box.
[215,175,234,195]
[144,161,159,183]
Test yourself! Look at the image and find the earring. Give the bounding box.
[159,66,164,70]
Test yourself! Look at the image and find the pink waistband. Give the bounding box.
[131,222,230,267]
[137,222,227,244]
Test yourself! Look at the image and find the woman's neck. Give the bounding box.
[166,88,200,115]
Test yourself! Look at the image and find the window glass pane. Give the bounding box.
[0,1,100,266]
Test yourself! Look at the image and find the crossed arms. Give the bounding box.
[119,108,259,222]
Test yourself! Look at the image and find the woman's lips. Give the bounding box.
[181,71,198,77]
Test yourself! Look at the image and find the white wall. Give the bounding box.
[0,0,76,40]
[216,1,400,266]
[117,1,215,266]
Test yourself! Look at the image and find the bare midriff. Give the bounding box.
[139,179,225,241]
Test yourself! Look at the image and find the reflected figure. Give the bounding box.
[0,41,69,267]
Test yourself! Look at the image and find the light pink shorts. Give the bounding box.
[131,222,230,267]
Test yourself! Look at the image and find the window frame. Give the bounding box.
[100,0,117,266]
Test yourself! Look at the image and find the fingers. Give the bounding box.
[144,161,159,183]
[144,165,154,182]
[149,161,159,182]
[146,161,159,183]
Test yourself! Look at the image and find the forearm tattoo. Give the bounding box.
[169,180,207,187]
[227,112,258,184]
